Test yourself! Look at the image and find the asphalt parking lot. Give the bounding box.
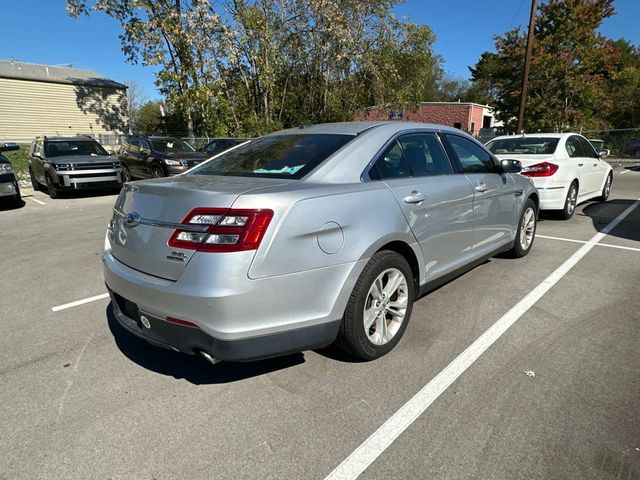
[1,167,639,480]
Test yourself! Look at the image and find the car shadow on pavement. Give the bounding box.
[580,199,640,243]
[106,304,305,384]
[0,198,26,210]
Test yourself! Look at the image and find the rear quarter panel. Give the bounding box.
[231,183,420,280]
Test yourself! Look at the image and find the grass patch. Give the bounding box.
[3,145,31,181]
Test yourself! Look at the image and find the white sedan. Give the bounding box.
[486,133,613,219]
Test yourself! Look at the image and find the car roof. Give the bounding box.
[271,121,468,136]
[41,136,95,142]
[489,133,583,141]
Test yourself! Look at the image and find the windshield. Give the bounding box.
[150,138,195,154]
[486,137,560,155]
[191,134,353,179]
[45,140,108,157]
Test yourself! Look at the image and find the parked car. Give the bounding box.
[29,136,123,199]
[0,142,21,206]
[486,133,613,219]
[119,136,208,181]
[104,121,538,364]
[203,138,250,157]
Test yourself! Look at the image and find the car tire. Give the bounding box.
[598,173,612,202]
[558,181,578,220]
[151,165,165,178]
[505,198,537,258]
[45,173,60,199]
[335,250,414,360]
[122,165,133,182]
[29,168,40,191]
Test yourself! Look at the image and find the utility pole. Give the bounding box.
[517,0,537,133]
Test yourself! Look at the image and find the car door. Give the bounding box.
[577,135,607,194]
[123,139,143,177]
[372,132,475,280]
[139,139,153,177]
[31,139,46,182]
[565,135,594,196]
[442,133,518,255]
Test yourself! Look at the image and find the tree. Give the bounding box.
[124,81,147,133]
[469,0,620,132]
[135,101,163,134]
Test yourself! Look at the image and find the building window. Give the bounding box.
[453,122,462,129]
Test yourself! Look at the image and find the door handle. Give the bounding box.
[403,192,426,204]
[475,184,489,193]
[593,163,598,167]
[578,163,584,167]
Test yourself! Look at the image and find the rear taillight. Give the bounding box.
[521,161,559,177]
[168,208,274,252]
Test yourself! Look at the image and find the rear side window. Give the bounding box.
[191,134,352,179]
[372,141,411,179]
[444,134,496,173]
[398,133,452,176]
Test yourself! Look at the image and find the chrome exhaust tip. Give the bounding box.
[200,351,221,365]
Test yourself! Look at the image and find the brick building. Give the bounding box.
[354,102,498,137]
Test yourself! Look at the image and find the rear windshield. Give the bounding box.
[45,140,108,157]
[191,134,353,179]
[150,138,195,154]
[486,137,560,155]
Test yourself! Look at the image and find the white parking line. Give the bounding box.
[27,196,47,205]
[619,170,630,175]
[537,234,640,253]
[324,198,640,480]
[51,293,109,312]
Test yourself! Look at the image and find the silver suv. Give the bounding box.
[104,122,538,363]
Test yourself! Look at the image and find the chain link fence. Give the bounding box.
[581,128,640,159]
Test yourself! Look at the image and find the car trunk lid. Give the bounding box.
[108,175,288,280]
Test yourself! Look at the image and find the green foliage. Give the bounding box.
[67,0,444,137]
[469,0,639,132]
[3,145,31,181]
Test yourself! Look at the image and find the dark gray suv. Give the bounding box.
[29,136,123,198]
[0,142,21,206]
[119,136,209,181]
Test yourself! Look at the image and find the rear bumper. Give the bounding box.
[531,180,568,210]
[109,288,340,361]
[103,238,366,361]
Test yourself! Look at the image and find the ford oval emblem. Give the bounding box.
[125,212,141,227]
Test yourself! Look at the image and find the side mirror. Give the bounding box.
[106,149,115,156]
[32,150,42,159]
[500,159,522,174]
[598,149,610,158]
[140,149,150,157]
[0,142,20,152]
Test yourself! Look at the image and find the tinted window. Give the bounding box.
[150,138,195,154]
[45,140,108,157]
[577,136,598,158]
[486,137,559,155]
[398,133,452,176]
[444,134,496,173]
[565,136,584,158]
[372,141,411,179]
[191,134,352,179]
[127,139,140,153]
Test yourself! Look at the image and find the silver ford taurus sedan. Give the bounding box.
[103,122,538,363]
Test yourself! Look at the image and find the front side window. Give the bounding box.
[150,138,195,154]
[398,133,453,176]
[486,137,560,155]
[444,134,496,173]
[45,140,108,157]
[191,134,352,179]
[577,136,598,158]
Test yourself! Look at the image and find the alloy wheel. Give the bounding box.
[363,268,408,346]
[566,184,577,215]
[519,207,536,251]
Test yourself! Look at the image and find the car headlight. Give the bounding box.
[164,159,182,166]
[0,163,14,174]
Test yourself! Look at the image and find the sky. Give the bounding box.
[1,0,639,100]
